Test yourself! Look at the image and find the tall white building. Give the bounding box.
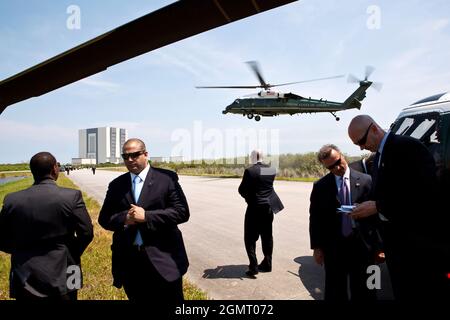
[75,127,128,164]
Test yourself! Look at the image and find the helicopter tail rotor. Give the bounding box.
[365,65,375,80]
[348,66,382,91]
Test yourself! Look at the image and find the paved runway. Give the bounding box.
[67,168,392,300]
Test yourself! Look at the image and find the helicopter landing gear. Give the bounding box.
[330,112,340,121]
[255,115,261,121]
[247,113,254,119]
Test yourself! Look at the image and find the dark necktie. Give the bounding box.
[340,177,352,237]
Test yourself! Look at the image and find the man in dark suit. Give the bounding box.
[349,152,375,176]
[238,150,284,277]
[349,115,449,300]
[98,138,190,303]
[309,144,377,301]
[0,152,93,300]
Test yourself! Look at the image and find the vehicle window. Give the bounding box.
[393,117,414,135]
[392,113,440,143]
[410,119,436,140]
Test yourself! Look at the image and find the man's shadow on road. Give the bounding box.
[294,256,394,300]
[202,264,254,280]
[293,256,325,300]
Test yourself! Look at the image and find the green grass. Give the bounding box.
[0,172,32,179]
[0,174,208,300]
[275,176,318,182]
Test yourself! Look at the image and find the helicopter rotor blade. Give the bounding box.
[246,61,269,89]
[370,81,383,92]
[365,65,375,80]
[347,73,361,84]
[271,74,345,88]
[195,85,260,89]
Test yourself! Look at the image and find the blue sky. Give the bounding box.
[0,0,449,164]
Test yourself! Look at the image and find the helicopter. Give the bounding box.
[196,61,381,121]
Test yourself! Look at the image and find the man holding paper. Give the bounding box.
[309,144,377,300]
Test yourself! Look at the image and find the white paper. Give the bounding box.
[337,205,356,213]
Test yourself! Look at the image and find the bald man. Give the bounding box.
[98,138,190,303]
[348,115,448,299]
[0,152,93,300]
[238,150,284,277]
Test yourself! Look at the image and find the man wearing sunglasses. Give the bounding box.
[98,138,190,304]
[309,144,376,300]
[348,115,448,300]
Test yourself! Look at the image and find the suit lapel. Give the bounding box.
[373,132,392,188]
[124,172,135,205]
[349,169,360,204]
[324,173,340,205]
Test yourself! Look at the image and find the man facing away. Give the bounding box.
[309,144,377,301]
[238,150,284,277]
[0,152,93,300]
[98,138,190,304]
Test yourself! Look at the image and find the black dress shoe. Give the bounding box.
[245,269,258,277]
[258,263,272,272]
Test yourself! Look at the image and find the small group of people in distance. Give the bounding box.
[0,114,448,303]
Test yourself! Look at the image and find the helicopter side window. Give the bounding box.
[409,118,436,140]
[391,113,442,176]
[393,117,414,135]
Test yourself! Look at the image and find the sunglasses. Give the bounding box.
[326,157,342,170]
[122,150,145,160]
[355,122,373,146]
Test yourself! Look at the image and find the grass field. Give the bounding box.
[0,175,207,300]
[0,172,32,179]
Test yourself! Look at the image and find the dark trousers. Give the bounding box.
[122,247,184,304]
[381,223,450,300]
[244,204,274,270]
[13,286,77,301]
[323,234,376,301]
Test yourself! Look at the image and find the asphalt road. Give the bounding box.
[67,168,392,300]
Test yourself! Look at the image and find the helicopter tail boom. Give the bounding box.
[342,81,372,110]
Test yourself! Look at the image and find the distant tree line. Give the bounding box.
[0,163,29,172]
[150,153,362,179]
[0,153,363,179]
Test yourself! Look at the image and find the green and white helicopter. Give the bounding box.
[197,61,381,121]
